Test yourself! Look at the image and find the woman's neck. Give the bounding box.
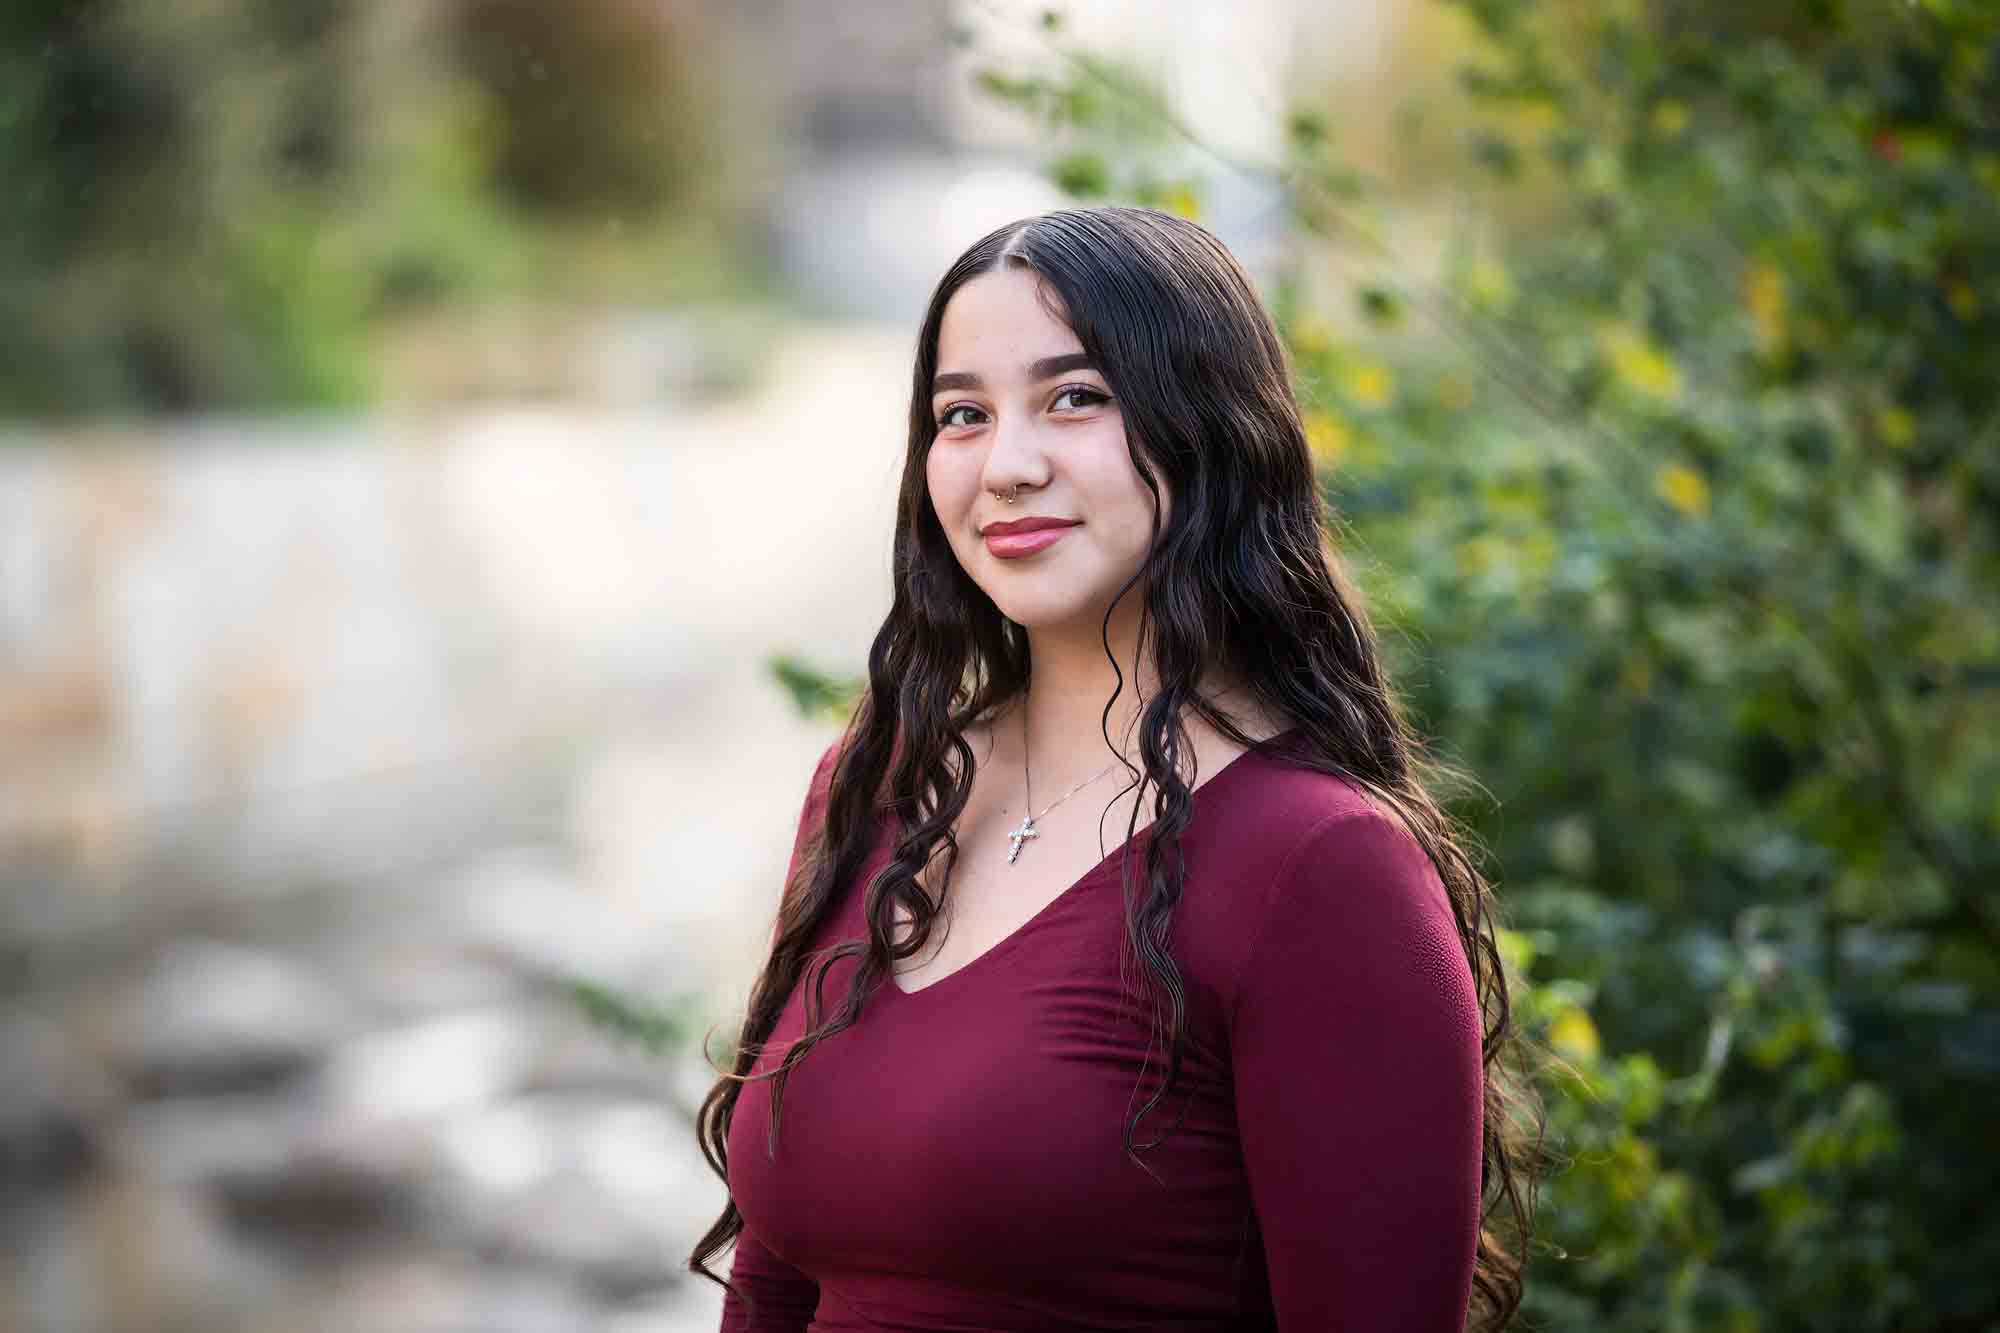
[1010,599,1156,755]
[989,601,1285,780]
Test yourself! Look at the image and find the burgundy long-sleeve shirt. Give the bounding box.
[720,732,1484,1332]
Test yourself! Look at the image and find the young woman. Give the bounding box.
[692,205,1539,1331]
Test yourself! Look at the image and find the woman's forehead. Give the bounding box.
[938,290,1089,379]
[939,269,1071,337]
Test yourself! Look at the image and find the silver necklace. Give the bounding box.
[1004,700,1126,865]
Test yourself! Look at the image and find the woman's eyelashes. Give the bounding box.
[1055,386,1111,413]
[934,386,1110,431]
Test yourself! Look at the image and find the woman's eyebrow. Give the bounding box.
[931,351,1096,394]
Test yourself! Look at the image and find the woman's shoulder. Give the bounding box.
[808,734,844,790]
[1213,745,1445,929]
[1206,758,1469,1063]
[1167,744,1462,1059]
[1221,732,1398,840]
[795,737,841,812]
[784,735,853,854]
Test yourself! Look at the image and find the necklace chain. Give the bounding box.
[1006,698,1133,866]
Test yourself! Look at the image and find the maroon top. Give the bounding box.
[720,732,1484,1332]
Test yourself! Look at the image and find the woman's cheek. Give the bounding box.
[936,453,979,522]
[924,454,954,522]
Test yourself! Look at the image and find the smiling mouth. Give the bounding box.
[983,524,1076,559]
[980,516,1081,537]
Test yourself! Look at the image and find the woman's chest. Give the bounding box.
[726,838,1256,1294]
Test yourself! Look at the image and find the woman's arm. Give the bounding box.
[1228,809,1486,1330]
[717,741,842,1330]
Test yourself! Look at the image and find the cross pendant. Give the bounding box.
[1005,814,1039,864]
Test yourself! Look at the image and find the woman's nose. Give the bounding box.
[981,416,1047,492]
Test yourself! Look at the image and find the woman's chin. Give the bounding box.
[989,593,1112,632]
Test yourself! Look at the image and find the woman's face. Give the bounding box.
[925,267,1166,630]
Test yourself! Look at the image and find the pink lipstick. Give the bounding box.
[981,515,1080,560]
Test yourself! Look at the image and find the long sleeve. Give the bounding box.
[717,740,840,1331]
[719,1225,820,1331]
[1228,809,1485,1331]
[758,738,842,949]
[790,739,841,866]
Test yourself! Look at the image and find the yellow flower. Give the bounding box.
[1600,322,1683,400]
[1161,185,1201,220]
[1743,262,1786,354]
[1655,463,1710,516]
[1650,99,1690,138]
[1467,259,1514,312]
[1548,1005,1602,1062]
[1874,406,1916,449]
[1609,1135,1659,1202]
[1455,535,1503,575]
[1343,361,1395,409]
[1494,927,1538,977]
[1945,280,1979,321]
[1303,409,1352,463]
[1898,127,1949,168]
[1289,316,1334,361]
[1514,98,1560,135]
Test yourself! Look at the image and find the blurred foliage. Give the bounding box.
[940,1,2000,1328]
[959,11,1210,220]
[567,976,696,1058]
[0,0,751,418]
[770,654,870,727]
[453,0,711,220]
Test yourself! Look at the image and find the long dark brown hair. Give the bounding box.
[690,204,1544,1329]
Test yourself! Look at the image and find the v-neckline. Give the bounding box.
[884,725,1302,1000]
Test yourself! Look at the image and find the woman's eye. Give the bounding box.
[940,386,1112,428]
[1054,386,1108,411]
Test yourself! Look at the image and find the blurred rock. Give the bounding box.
[117,1092,429,1252]
[106,938,353,1097]
[117,1093,314,1188]
[316,1005,536,1124]
[232,1252,604,1333]
[323,915,522,1024]
[0,1005,114,1192]
[434,1093,707,1299]
[433,843,660,985]
[1,1158,283,1333]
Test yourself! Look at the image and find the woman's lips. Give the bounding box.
[984,524,1077,558]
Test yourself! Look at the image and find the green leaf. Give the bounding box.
[1051,149,1111,197]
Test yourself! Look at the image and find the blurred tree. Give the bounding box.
[0,0,372,411]
[452,0,711,220]
[0,0,742,417]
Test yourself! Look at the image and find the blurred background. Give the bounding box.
[2,1,1995,1330]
